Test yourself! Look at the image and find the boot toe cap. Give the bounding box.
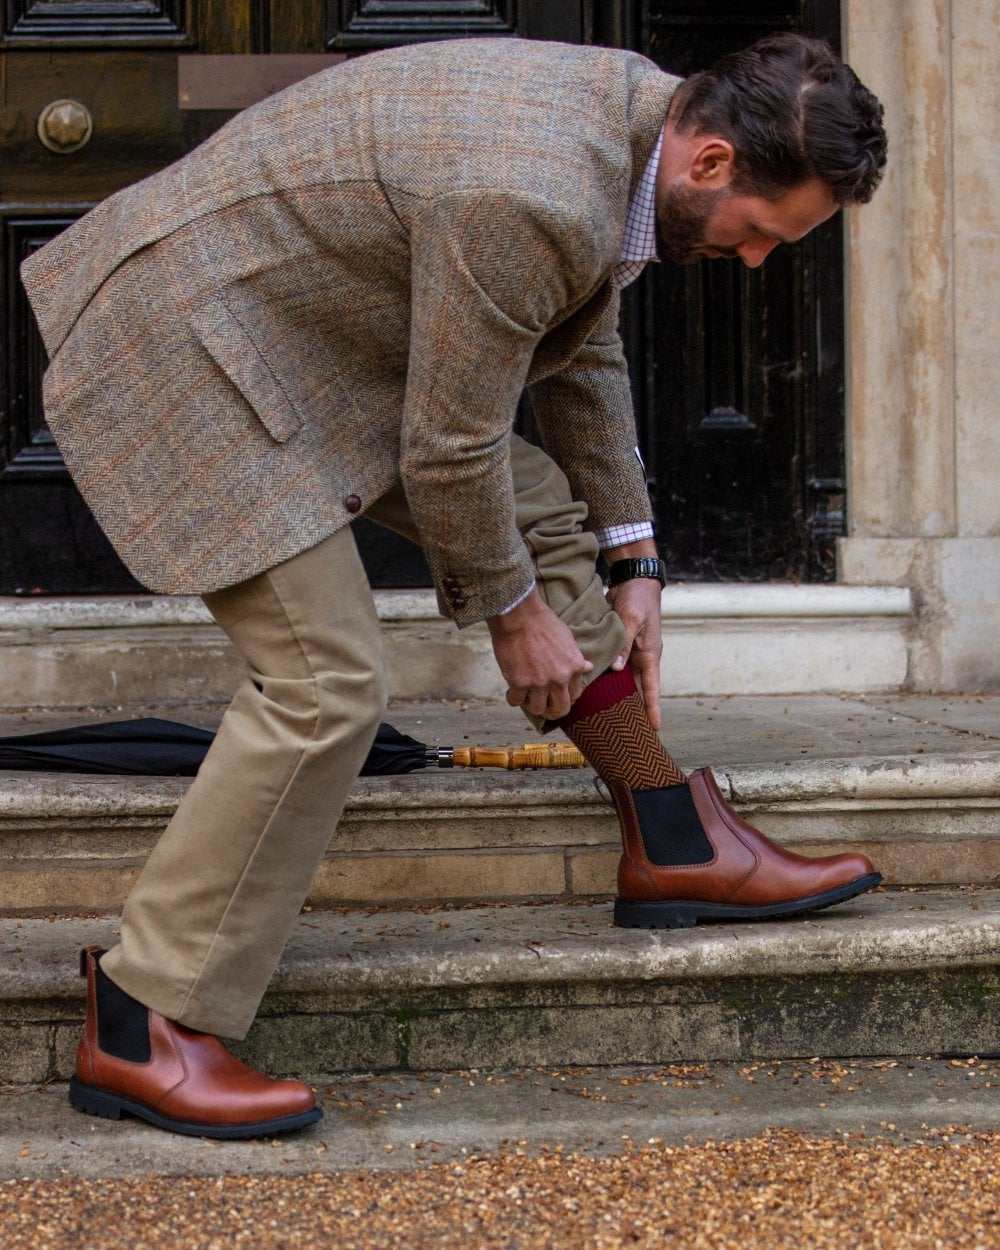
[820,850,879,890]
[157,1074,318,1126]
[205,1078,317,1125]
[272,1078,318,1116]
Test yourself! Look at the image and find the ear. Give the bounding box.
[689,138,736,188]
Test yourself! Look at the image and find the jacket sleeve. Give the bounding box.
[527,286,653,536]
[400,190,592,627]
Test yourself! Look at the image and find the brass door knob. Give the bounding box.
[37,99,93,154]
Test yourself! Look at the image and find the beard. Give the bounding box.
[656,178,729,265]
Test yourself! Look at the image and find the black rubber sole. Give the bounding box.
[68,1076,324,1139]
[613,872,883,930]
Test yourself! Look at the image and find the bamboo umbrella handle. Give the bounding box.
[451,741,586,769]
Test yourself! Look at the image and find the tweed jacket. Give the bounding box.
[21,38,679,625]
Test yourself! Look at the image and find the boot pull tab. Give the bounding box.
[78,944,104,977]
[591,776,614,807]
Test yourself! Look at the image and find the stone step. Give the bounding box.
[0,584,912,707]
[3,690,1000,914]
[2,888,997,1085]
[2,743,999,914]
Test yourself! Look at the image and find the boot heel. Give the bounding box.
[613,898,700,929]
[69,1077,123,1120]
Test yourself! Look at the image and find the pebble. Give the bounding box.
[1,1128,997,1248]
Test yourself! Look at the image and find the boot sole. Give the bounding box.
[69,1077,323,1139]
[613,872,883,930]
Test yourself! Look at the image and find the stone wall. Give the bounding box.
[840,0,1000,690]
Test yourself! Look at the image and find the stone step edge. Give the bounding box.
[2,890,997,1004]
[2,750,1000,827]
[0,584,913,631]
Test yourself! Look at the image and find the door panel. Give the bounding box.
[1,214,147,592]
[610,1,845,582]
[328,1,516,47]
[4,52,199,201]
[3,1,190,46]
[0,0,588,593]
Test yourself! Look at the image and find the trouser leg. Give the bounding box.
[99,526,386,1040]
[366,433,628,730]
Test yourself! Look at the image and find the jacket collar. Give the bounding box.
[627,64,682,202]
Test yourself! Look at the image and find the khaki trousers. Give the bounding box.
[99,435,627,1039]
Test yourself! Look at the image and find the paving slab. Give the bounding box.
[3,692,1000,769]
[2,1057,999,1180]
[871,695,1000,742]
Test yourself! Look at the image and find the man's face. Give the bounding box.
[656,168,839,269]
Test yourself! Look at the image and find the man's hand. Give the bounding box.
[605,577,663,728]
[487,590,593,720]
[603,536,664,730]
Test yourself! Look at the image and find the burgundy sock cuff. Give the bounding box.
[559,665,637,729]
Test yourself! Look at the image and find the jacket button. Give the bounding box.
[344,494,362,514]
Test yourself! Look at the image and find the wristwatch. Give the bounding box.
[607,556,666,589]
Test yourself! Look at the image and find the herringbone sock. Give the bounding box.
[559,667,686,788]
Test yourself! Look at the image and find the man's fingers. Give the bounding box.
[507,686,551,717]
[612,622,639,671]
[508,673,588,718]
[544,687,572,720]
[526,687,553,718]
[635,654,662,731]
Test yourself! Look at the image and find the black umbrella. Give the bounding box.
[0,717,433,777]
[0,718,586,776]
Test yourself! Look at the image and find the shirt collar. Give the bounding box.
[620,129,663,265]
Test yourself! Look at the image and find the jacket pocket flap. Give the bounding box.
[189,296,302,444]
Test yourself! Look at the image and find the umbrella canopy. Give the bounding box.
[0,718,429,777]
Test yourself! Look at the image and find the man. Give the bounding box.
[21,32,887,1139]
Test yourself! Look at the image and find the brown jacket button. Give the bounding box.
[344,494,362,514]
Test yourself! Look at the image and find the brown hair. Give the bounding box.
[671,32,887,204]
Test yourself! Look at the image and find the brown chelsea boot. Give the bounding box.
[611,768,881,928]
[69,945,323,1139]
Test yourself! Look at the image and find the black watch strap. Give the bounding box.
[608,556,666,589]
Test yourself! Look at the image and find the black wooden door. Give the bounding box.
[0,1,589,594]
[603,1,846,582]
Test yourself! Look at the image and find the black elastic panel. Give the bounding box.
[96,956,152,1063]
[632,783,714,866]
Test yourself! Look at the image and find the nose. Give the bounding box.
[737,239,779,269]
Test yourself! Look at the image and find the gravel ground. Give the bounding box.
[2,1127,998,1249]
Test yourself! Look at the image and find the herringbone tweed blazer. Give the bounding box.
[21,37,678,624]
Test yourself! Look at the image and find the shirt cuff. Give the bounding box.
[496,579,537,615]
[611,260,647,290]
[595,522,655,549]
